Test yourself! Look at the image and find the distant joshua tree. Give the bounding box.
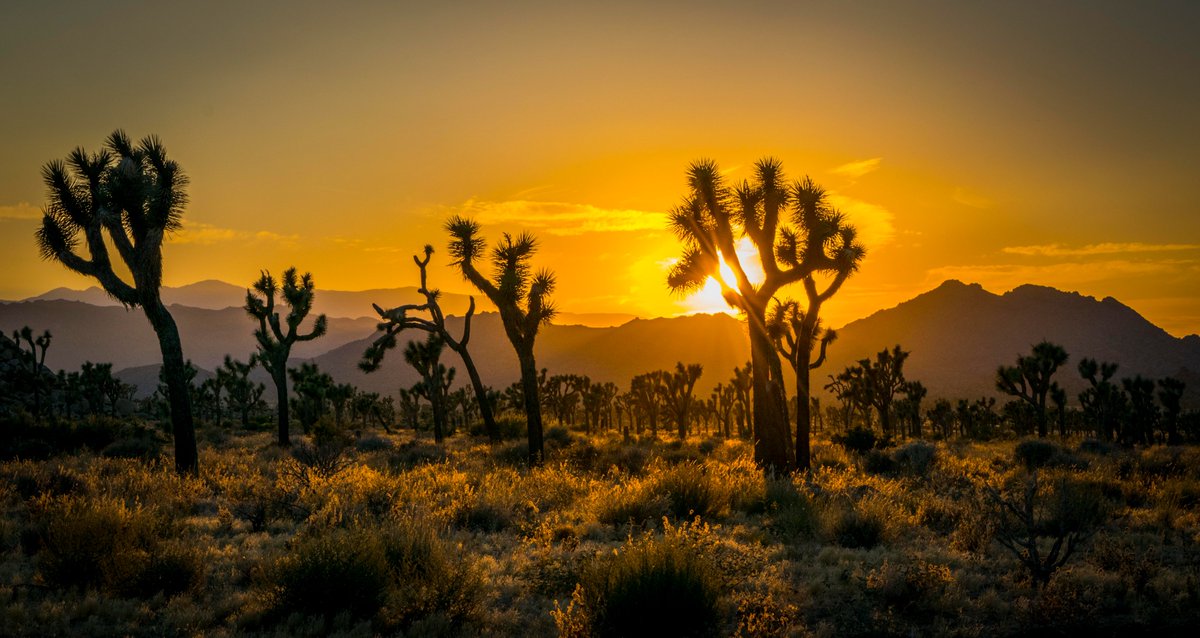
[220,355,265,428]
[362,245,499,441]
[445,216,555,464]
[833,345,912,438]
[996,341,1068,439]
[663,362,704,439]
[1078,358,1124,443]
[666,158,864,471]
[12,326,52,419]
[768,298,840,470]
[35,131,198,473]
[245,268,328,446]
[404,333,455,443]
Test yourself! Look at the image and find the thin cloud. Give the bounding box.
[1003,242,1200,257]
[461,199,667,236]
[827,193,895,250]
[168,222,299,246]
[0,202,41,220]
[830,158,882,179]
[952,187,995,209]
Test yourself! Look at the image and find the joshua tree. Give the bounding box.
[768,298,840,469]
[834,345,911,438]
[730,363,753,438]
[663,362,704,439]
[1122,375,1158,446]
[996,341,1068,438]
[711,383,736,438]
[220,355,265,428]
[1078,358,1125,442]
[445,217,555,463]
[288,362,334,434]
[12,326,52,419]
[35,131,198,473]
[361,245,500,440]
[666,158,864,471]
[1158,377,1186,445]
[245,268,328,446]
[630,370,669,437]
[404,333,455,443]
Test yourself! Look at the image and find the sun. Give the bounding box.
[678,237,765,316]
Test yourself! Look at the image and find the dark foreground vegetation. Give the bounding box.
[2,413,1199,637]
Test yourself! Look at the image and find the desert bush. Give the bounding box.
[1013,439,1080,471]
[289,440,351,479]
[27,493,200,597]
[494,413,527,440]
[355,434,394,452]
[893,440,937,477]
[867,558,954,620]
[388,439,449,470]
[556,534,722,637]
[986,472,1108,588]
[861,449,895,475]
[833,427,878,454]
[653,461,731,520]
[265,527,392,623]
[596,481,669,528]
[763,479,818,540]
[545,425,573,447]
[826,498,891,549]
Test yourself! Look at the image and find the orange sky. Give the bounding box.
[2,1,1198,336]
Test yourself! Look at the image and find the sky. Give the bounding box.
[2,0,1198,336]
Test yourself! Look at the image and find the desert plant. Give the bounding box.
[35,130,198,473]
[245,267,328,446]
[666,159,864,471]
[446,217,555,464]
[996,341,1069,438]
[559,534,722,637]
[768,297,840,470]
[985,472,1107,588]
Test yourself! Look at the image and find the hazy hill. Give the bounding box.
[0,300,378,373]
[17,281,634,327]
[820,280,1200,406]
[3,281,1197,407]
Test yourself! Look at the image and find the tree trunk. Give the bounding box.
[431,382,446,444]
[749,322,792,472]
[143,302,198,475]
[795,355,813,471]
[272,366,290,446]
[457,349,499,442]
[518,347,544,464]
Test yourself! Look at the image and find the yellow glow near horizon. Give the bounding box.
[680,237,766,316]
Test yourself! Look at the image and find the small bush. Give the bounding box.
[827,500,889,549]
[545,426,573,447]
[862,449,896,475]
[494,413,527,440]
[268,528,392,623]
[893,440,937,477]
[763,479,818,539]
[1013,439,1080,471]
[833,427,878,454]
[388,440,448,470]
[355,435,394,452]
[559,535,721,637]
[654,461,731,520]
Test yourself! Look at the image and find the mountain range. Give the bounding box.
[2,280,1197,408]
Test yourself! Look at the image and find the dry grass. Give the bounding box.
[1,426,1198,636]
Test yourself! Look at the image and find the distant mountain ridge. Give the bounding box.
[2,280,1196,408]
[14,280,636,327]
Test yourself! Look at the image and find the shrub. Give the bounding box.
[28,494,200,597]
[654,461,731,520]
[827,500,889,549]
[545,425,573,447]
[596,483,669,527]
[1013,439,1080,471]
[763,479,817,539]
[378,521,480,629]
[494,413,527,440]
[893,440,937,477]
[355,435,394,452]
[268,528,392,623]
[559,535,721,638]
[986,472,1107,588]
[861,449,896,475]
[388,440,448,470]
[833,427,878,454]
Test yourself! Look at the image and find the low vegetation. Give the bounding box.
[2,417,1199,636]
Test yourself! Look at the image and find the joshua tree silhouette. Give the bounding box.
[768,299,840,470]
[663,362,704,440]
[996,341,1068,439]
[445,216,555,464]
[362,245,498,440]
[404,333,455,443]
[245,268,328,446]
[34,130,198,473]
[220,355,265,428]
[12,326,52,419]
[666,158,864,471]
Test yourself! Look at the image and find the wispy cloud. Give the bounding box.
[827,193,895,249]
[168,222,299,246]
[460,199,667,236]
[830,158,882,179]
[952,187,995,209]
[0,202,41,220]
[1003,242,1200,257]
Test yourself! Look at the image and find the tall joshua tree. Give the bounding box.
[667,158,864,471]
[35,130,198,473]
[361,245,499,440]
[768,297,840,470]
[663,362,704,440]
[245,268,328,446]
[404,334,455,443]
[445,216,555,464]
[996,341,1068,439]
